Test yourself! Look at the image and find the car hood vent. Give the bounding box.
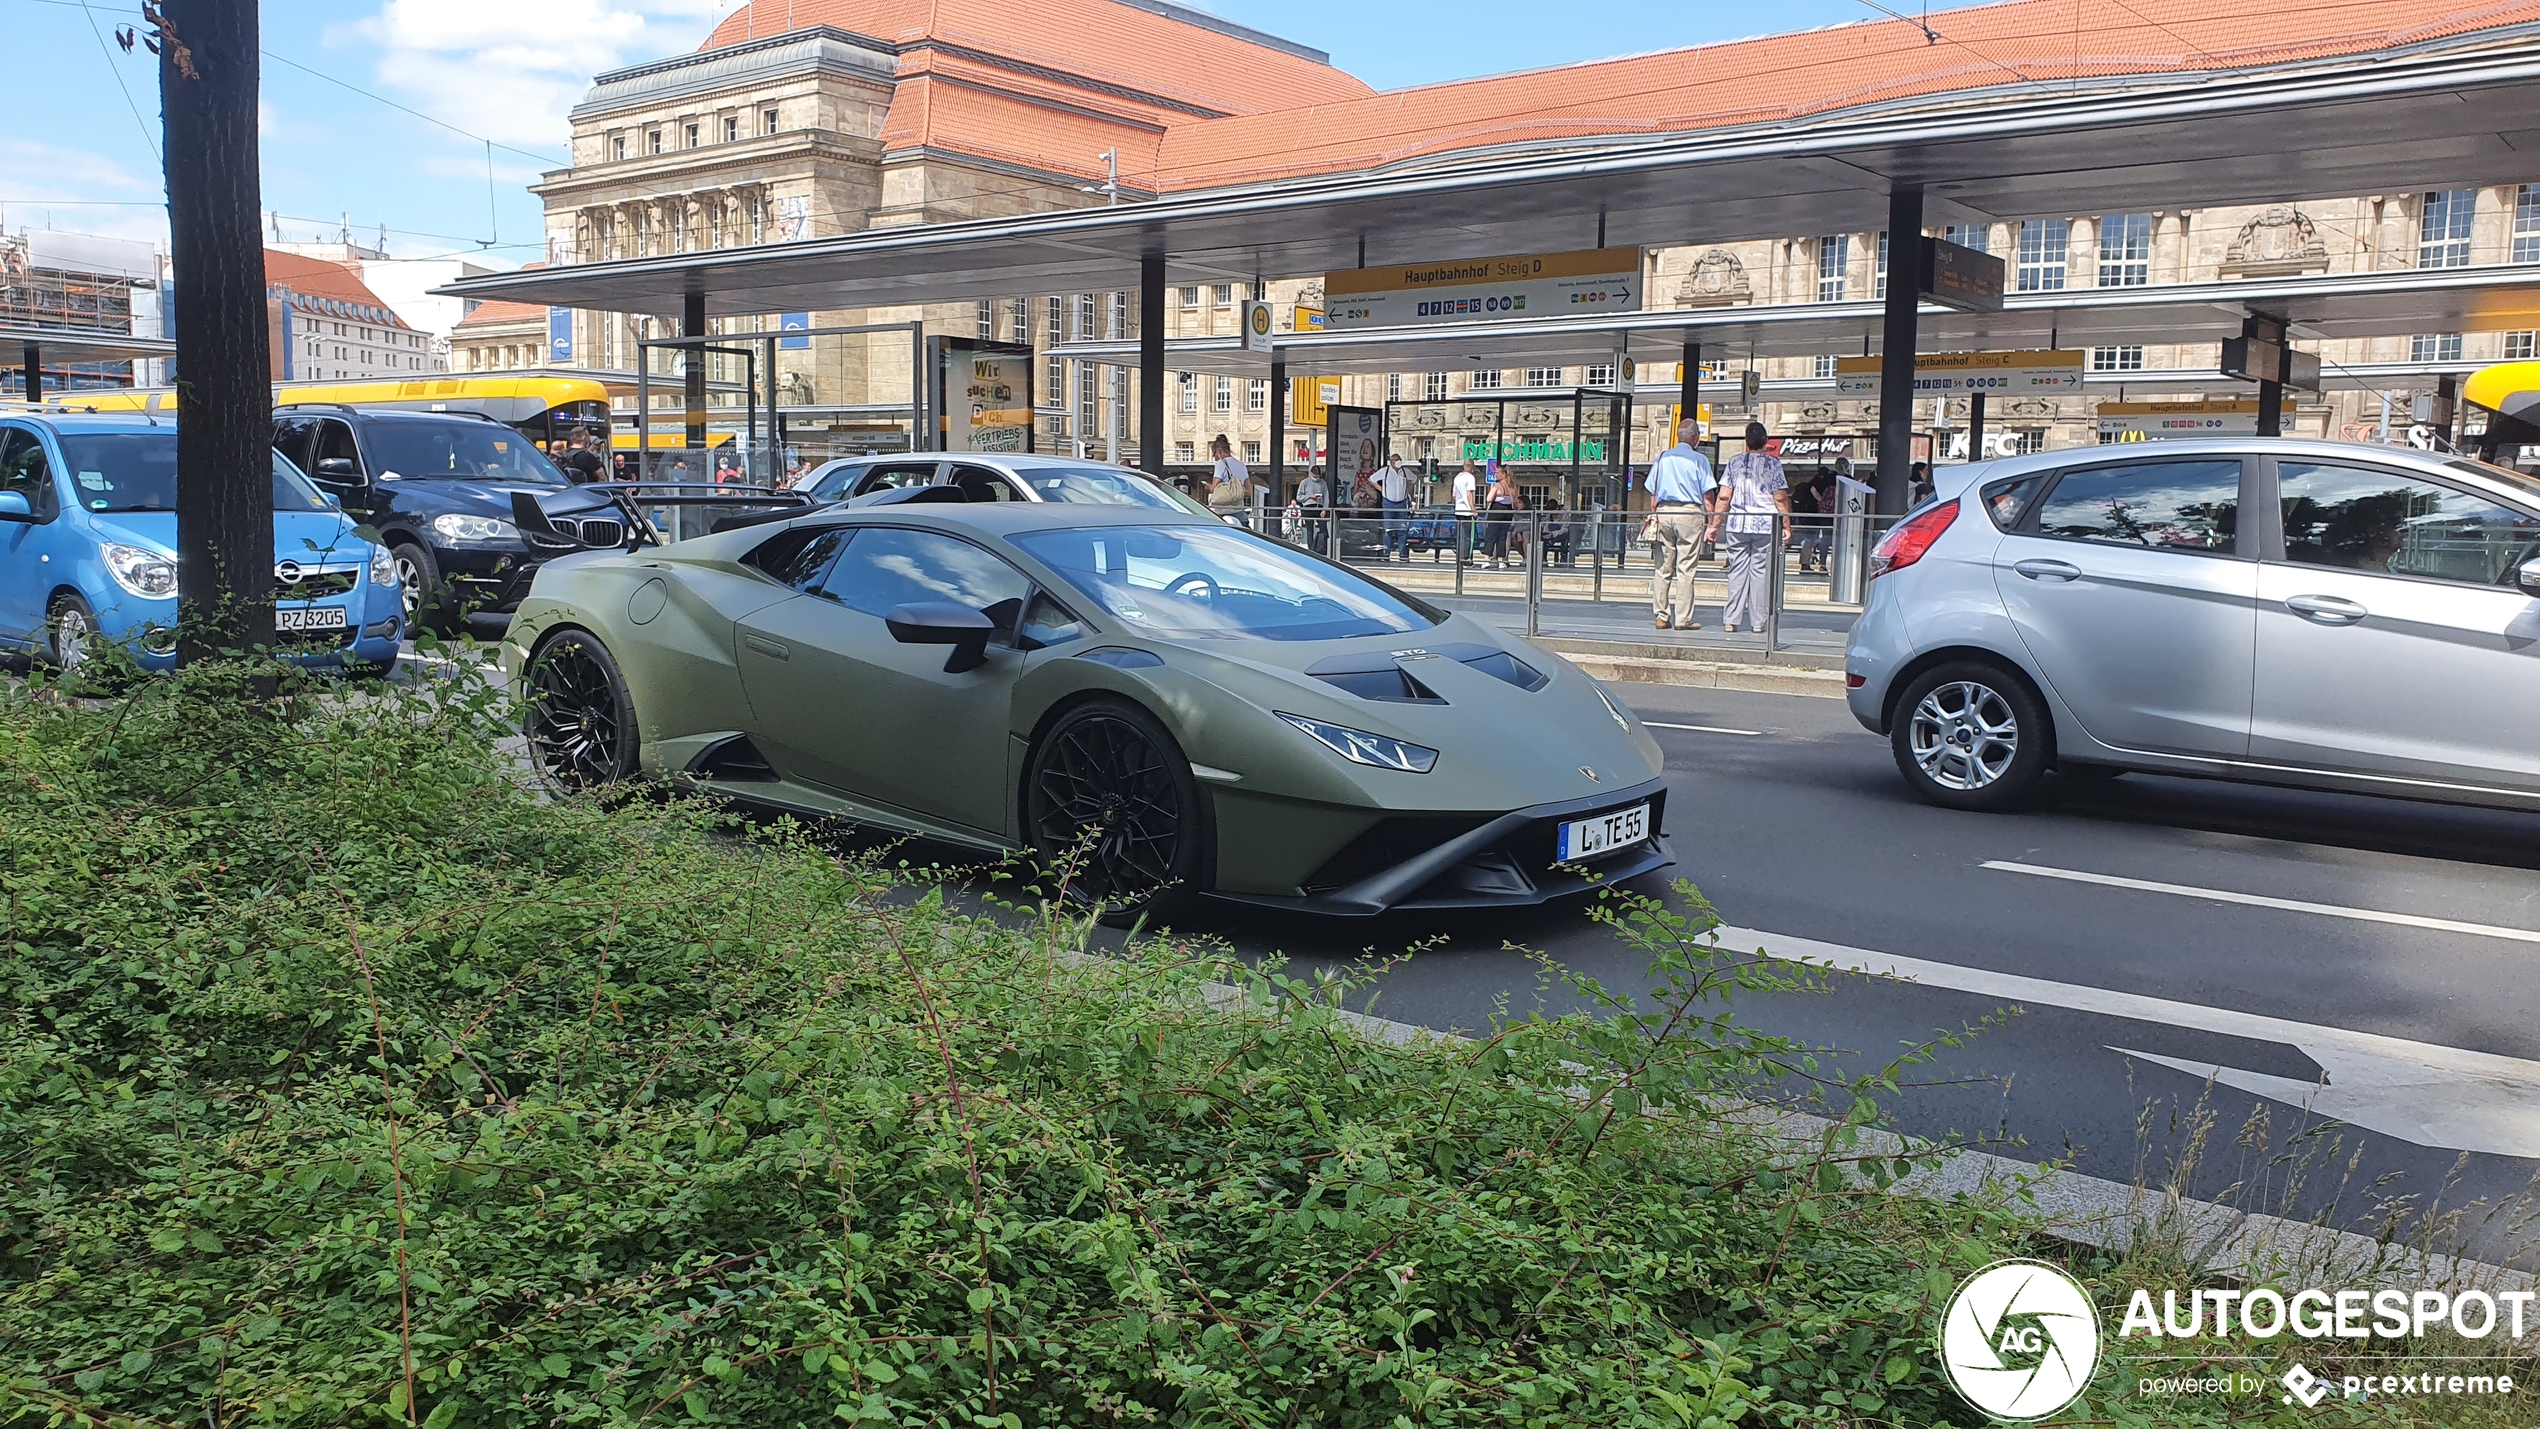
[1313,666,1444,703]
[1304,641,1544,701]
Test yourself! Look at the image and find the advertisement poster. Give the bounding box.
[933,338,1035,453]
[1327,405,1380,500]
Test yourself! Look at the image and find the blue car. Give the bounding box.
[0,410,403,675]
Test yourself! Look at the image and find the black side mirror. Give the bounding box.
[885,601,995,673]
[312,456,363,484]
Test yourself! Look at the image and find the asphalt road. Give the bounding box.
[1138,684,2540,1265]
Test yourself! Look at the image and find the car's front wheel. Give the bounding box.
[390,541,454,636]
[1890,661,2049,811]
[45,592,99,673]
[523,628,641,788]
[1025,697,1205,919]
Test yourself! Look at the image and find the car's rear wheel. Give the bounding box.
[1891,661,2049,811]
[523,629,640,788]
[1025,698,1204,919]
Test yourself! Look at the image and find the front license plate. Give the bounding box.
[1556,802,1648,862]
[276,606,349,632]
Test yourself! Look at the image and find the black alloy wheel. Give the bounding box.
[1025,698,1203,915]
[523,630,641,788]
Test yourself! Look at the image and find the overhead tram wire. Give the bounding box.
[70,0,156,162]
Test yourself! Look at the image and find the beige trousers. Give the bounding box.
[1649,509,1706,626]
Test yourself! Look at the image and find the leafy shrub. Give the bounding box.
[0,662,2139,1426]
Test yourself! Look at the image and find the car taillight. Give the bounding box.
[1869,499,1958,579]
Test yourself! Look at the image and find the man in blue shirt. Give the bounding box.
[1646,418,1717,630]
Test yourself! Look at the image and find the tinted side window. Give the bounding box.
[272,416,319,473]
[950,465,1024,502]
[817,527,1031,640]
[849,462,941,497]
[2279,461,2540,587]
[2032,459,2239,553]
[764,527,853,590]
[311,420,364,480]
[1979,472,2048,529]
[0,429,57,517]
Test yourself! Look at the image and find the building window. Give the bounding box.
[1076,362,1097,443]
[1176,441,1196,463]
[1075,293,1097,341]
[2011,429,2048,454]
[1386,373,1403,401]
[2411,333,2464,362]
[2098,213,2152,287]
[684,123,700,149]
[2017,219,2069,291]
[1944,224,1989,253]
[2515,186,2540,263]
[2506,331,2537,360]
[1212,376,1233,413]
[1812,354,1837,379]
[1178,286,1199,309]
[1874,231,1889,300]
[1009,298,1029,342]
[1211,283,1233,307]
[723,115,739,143]
[1246,379,1267,412]
[2421,190,2476,268]
[1424,372,1448,401]
[1525,366,1562,388]
[2089,345,2145,372]
[1816,235,1849,301]
[976,300,994,339]
[1045,296,1064,347]
[1468,369,1501,390]
[647,130,663,155]
[610,134,626,161]
[1242,440,1262,464]
[1177,372,1197,413]
[1586,363,1615,387]
[1109,292,1130,340]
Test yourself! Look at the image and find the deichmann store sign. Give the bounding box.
[1458,437,1606,462]
[1321,247,1641,329]
[2097,398,2261,441]
[1935,1260,2525,1423]
[1834,349,2085,398]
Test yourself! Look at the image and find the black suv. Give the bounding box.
[272,405,593,632]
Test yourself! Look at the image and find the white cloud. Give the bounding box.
[338,0,732,152]
[0,138,169,246]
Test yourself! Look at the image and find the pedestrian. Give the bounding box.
[560,426,608,485]
[1909,460,1935,506]
[714,451,745,486]
[1540,496,1572,566]
[1452,458,1480,561]
[1376,453,1413,560]
[1645,418,1717,630]
[1294,462,1331,554]
[1207,435,1250,512]
[1714,420,1790,634]
[1481,460,1520,568]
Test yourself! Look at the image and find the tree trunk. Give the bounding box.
[163,0,273,663]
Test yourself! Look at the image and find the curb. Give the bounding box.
[1550,649,1849,699]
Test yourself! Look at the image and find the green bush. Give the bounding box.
[3,661,2458,1429]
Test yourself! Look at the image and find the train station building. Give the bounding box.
[462,0,2540,490]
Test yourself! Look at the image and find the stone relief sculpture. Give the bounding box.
[1676,249,1753,307]
[2221,206,2329,276]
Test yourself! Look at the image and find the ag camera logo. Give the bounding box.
[1940,1259,2101,1420]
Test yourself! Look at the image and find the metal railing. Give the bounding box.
[1241,503,1909,655]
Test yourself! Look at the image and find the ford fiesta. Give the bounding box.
[0,411,403,674]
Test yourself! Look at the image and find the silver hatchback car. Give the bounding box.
[1846,438,2540,811]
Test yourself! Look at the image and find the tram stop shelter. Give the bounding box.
[6,325,176,405]
[439,0,2540,515]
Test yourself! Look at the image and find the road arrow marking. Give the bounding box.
[1716,923,2540,1160]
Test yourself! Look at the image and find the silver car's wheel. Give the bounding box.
[46,595,97,672]
[1908,681,2019,791]
[1889,662,2049,811]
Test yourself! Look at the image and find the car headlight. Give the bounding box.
[1276,712,1438,773]
[368,542,398,588]
[431,513,519,544]
[100,542,177,598]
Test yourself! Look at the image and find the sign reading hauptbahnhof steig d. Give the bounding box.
[1935,1260,2529,1421]
[1320,246,1642,329]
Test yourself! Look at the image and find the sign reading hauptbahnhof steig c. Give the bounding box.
[1320,246,1642,329]
[1935,1259,2528,1422]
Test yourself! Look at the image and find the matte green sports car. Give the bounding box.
[496,494,1671,916]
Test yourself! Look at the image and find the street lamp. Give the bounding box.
[1081,149,1119,206]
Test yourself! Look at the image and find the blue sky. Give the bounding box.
[6,0,1993,270]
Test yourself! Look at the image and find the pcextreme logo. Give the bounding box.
[1939,1260,2102,1420]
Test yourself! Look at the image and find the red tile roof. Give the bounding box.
[1148,0,2540,190]
[265,251,410,326]
[455,264,549,330]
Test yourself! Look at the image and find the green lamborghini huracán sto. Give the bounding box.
[498,491,1670,916]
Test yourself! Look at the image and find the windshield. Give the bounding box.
[57,432,334,513]
[1018,465,1213,515]
[1012,524,1438,642]
[366,415,565,485]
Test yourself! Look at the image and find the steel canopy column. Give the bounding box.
[2257,378,2284,437]
[1875,186,1923,516]
[20,344,39,406]
[682,290,707,452]
[1967,391,1986,462]
[1678,341,1698,439]
[1140,251,1165,475]
[1269,356,1286,506]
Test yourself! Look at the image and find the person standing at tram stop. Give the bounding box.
[1294,462,1331,555]
[1452,458,1481,559]
[1376,452,1413,561]
[1715,420,1791,634]
[1480,459,1522,568]
[1207,434,1251,512]
[1646,418,1717,630]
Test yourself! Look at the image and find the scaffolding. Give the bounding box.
[0,234,153,393]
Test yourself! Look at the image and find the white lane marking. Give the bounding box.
[1716,922,2540,1160]
[1980,860,2540,947]
[1641,720,1766,737]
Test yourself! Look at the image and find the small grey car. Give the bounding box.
[1846,438,2540,811]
